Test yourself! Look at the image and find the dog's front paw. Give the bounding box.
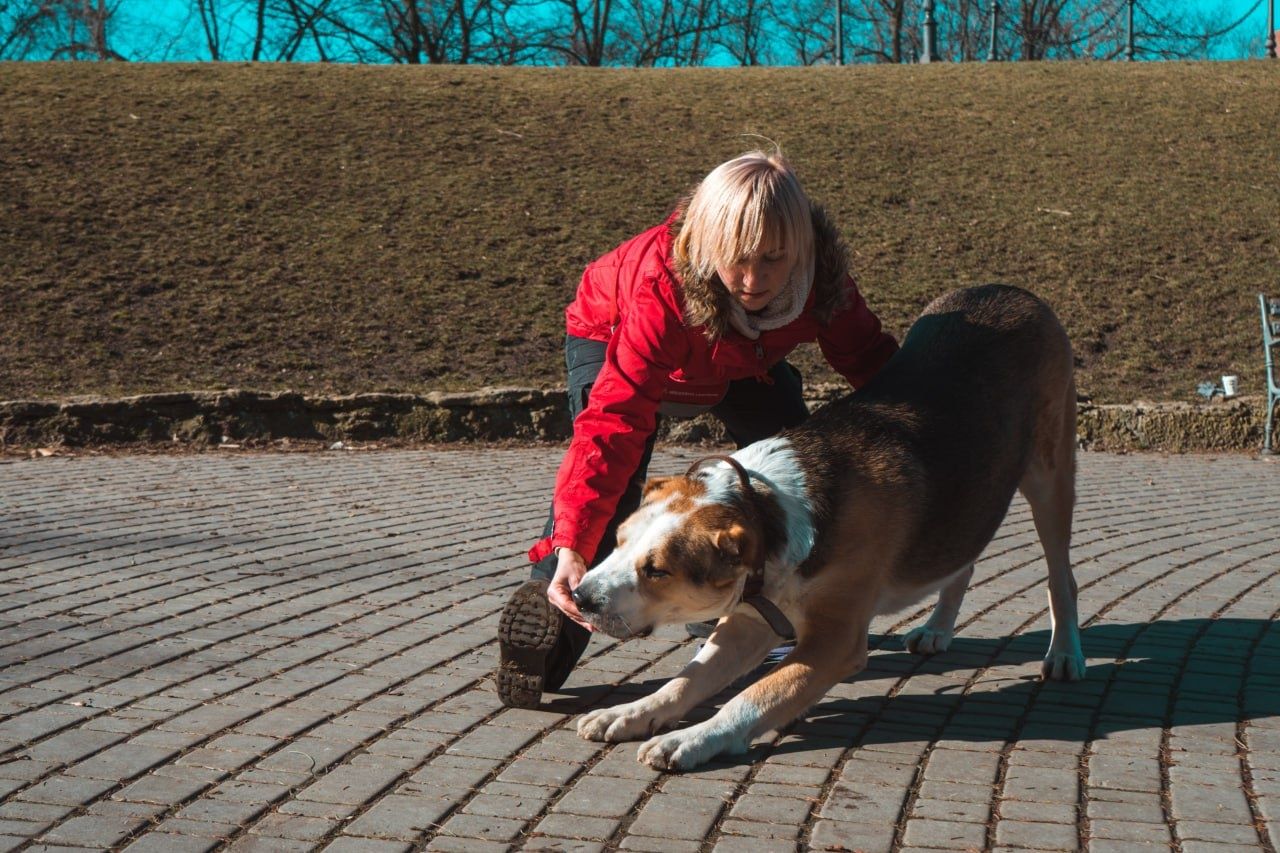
[1041,649,1086,682]
[578,700,668,743]
[637,724,730,772]
[903,624,953,655]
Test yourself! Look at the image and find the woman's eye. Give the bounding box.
[643,564,670,579]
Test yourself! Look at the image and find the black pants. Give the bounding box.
[530,335,809,681]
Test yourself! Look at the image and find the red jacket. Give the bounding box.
[529,217,898,566]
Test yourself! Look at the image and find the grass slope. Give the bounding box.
[1,62,1277,403]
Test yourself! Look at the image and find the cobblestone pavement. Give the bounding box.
[0,448,1277,853]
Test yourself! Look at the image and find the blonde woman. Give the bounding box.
[498,151,899,709]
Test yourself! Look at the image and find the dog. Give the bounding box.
[570,284,1086,771]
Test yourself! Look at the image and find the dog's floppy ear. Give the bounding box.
[642,477,672,502]
[712,524,747,564]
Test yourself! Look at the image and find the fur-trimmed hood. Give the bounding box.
[672,204,853,341]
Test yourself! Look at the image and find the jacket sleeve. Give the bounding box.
[528,282,690,566]
[817,276,899,389]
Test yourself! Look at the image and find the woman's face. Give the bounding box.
[716,239,791,313]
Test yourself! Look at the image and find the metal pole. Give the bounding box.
[1126,0,1135,61]
[987,0,1000,61]
[1267,0,1276,59]
[835,0,844,65]
[922,0,938,62]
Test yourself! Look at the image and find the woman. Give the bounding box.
[497,150,899,709]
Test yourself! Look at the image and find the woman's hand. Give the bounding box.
[548,548,595,632]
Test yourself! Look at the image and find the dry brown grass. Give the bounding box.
[2,61,1277,402]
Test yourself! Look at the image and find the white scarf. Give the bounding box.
[725,255,815,341]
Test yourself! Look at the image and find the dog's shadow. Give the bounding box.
[551,618,1280,766]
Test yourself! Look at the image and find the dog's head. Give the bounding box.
[571,471,769,640]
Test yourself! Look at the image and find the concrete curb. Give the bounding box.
[0,386,1272,452]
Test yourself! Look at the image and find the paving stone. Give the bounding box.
[819,781,909,822]
[1181,842,1264,853]
[995,819,1080,849]
[297,764,406,805]
[65,744,179,780]
[1169,784,1254,823]
[121,834,219,853]
[998,799,1073,824]
[342,792,459,840]
[496,757,581,787]
[444,725,540,760]
[718,818,799,840]
[552,775,651,818]
[922,748,1001,785]
[1088,753,1162,793]
[426,837,512,853]
[727,793,813,824]
[17,775,117,806]
[711,836,798,852]
[533,812,621,841]
[224,836,315,852]
[902,817,987,849]
[628,794,726,841]
[436,811,526,842]
[322,839,413,853]
[525,839,607,853]
[247,813,337,841]
[174,797,271,826]
[464,792,548,821]
[1002,764,1080,802]
[412,755,503,790]
[808,819,895,853]
[148,818,240,840]
[908,790,994,827]
[1090,818,1172,843]
[618,836,703,852]
[1176,820,1263,845]
[1084,797,1165,823]
[0,818,51,837]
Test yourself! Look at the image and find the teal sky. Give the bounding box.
[108,0,1275,62]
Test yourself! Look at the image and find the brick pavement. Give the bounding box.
[0,447,1277,852]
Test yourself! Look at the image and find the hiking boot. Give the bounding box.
[497,579,564,708]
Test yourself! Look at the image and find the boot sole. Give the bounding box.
[497,580,562,709]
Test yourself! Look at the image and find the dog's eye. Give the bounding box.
[642,563,670,580]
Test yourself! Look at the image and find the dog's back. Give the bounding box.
[793,285,1075,586]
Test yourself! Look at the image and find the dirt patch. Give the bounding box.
[2,63,1277,404]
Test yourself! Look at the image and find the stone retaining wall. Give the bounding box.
[0,386,1272,453]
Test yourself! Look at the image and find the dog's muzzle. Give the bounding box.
[572,587,651,640]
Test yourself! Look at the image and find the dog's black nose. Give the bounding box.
[571,587,586,609]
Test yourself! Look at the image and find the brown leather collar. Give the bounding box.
[685,455,796,640]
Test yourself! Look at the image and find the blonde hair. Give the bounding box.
[673,151,815,292]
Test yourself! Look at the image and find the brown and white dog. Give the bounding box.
[571,285,1085,771]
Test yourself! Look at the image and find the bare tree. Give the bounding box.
[848,0,910,62]
[611,0,721,65]
[528,0,620,64]
[772,0,838,64]
[0,0,125,59]
[194,0,223,58]
[716,0,773,63]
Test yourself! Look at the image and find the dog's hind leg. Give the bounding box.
[903,562,974,655]
[1020,379,1086,682]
